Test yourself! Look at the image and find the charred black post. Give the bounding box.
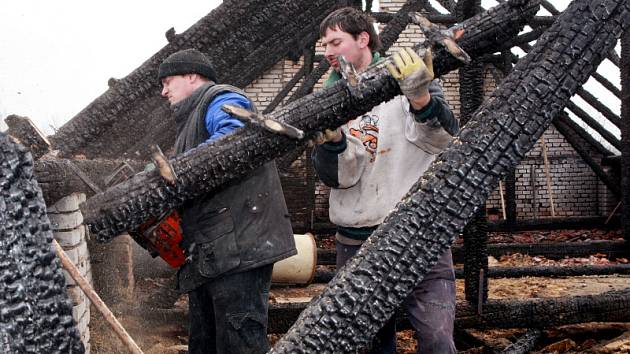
[622,28,630,242]
[457,0,488,304]
[0,132,84,353]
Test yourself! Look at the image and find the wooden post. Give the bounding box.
[498,180,507,220]
[540,135,556,217]
[53,240,144,354]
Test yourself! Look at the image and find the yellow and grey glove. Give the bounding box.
[386,47,434,100]
[312,128,343,145]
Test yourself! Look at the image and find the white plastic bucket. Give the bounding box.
[272,233,317,285]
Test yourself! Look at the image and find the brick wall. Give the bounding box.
[49,193,92,354]
[239,0,617,227]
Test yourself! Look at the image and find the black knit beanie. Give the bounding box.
[158,48,217,82]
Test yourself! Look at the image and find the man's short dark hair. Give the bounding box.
[319,7,381,52]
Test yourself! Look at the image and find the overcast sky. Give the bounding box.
[0,0,621,153]
[0,1,222,133]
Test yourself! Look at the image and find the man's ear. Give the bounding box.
[358,31,370,49]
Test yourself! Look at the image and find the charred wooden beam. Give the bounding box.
[501,329,543,354]
[314,264,630,282]
[34,158,144,206]
[457,264,630,279]
[576,87,621,128]
[313,214,620,236]
[263,66,307,114]
[454,240,630,262]
[82,0,541,242]
[436,0,457,13]
[592,71,622,98]
[622,28,630,242]
[499,27,548,51]
[527,15,556,27]
[0,132,84,352]
[50,0,339,159]
[553,111,612,156]
[267,289,630,333]
[318,239,630,266]
[488,214,619,231]
[457,0,488,305]
[458,288,630,329]
[4,114,50,160]
[492,62,518,228]
[553,114,620,195]
[378,0,429,55]
[565,101,621,150]
[271,1,629,351]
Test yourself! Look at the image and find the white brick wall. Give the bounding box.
[50,193,92,354]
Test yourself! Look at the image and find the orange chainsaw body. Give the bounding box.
[130,211,186,268]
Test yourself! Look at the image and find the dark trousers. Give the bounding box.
[336,241,456,354]
[187,264,273,354]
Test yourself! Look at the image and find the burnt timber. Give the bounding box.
[266,289,630,334]
[50,0,339,159]
[81,0,541,242]
[316,239,630,265]
[0,132,84,353]
[34,158,145,206]
[270,0,630,352]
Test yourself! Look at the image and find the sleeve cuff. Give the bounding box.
[320,131,347,153]
[409,97,436,123]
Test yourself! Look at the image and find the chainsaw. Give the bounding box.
[105,147,186,268]
[128,210,185,268]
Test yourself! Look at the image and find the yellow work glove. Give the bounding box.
[312,128,343,145]
[386,47,434,100]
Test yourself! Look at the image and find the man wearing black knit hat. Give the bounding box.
[158,48,296,354]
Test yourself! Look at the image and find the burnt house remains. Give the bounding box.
[1,0,629,352]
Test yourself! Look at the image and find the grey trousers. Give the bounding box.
[336,240,457,354]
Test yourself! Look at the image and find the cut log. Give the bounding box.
[50,0,339,159]
[271,1,630,351]
[34,158,145,206]
[4,114,50,159]
[0,132,84,352]
[81,0,541,242]
[267,289,630,334]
